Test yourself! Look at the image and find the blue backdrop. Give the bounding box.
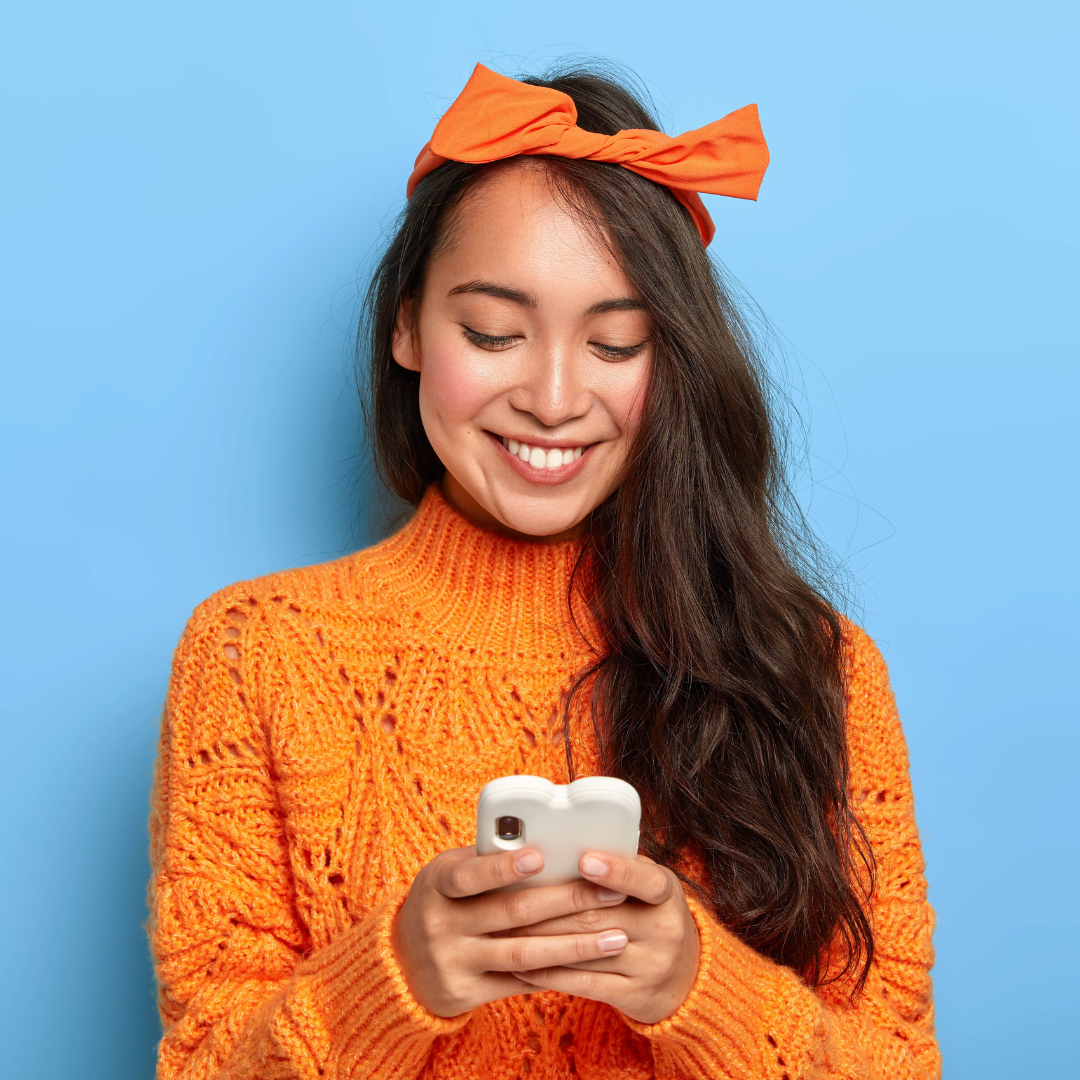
[2,2,1076,1076]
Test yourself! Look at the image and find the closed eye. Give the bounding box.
[592,340,648,360]
[464,326,648,358]
[463,326,518,349]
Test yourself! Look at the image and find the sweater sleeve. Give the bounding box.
[623,625,940,1080]
[148,596,468,1080]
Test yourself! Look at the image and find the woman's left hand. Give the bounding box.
[501,853,701,1024]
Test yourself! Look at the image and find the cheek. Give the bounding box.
[608,359,651,438]
[418,341,499,426]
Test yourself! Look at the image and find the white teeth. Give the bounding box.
[501,437,586,469]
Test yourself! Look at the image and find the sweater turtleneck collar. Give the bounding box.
[356,485,597,662]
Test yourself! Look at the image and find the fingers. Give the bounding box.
[578,852,674,905]
[498,900,643,939]
[513,965,628,1004]
[482,928,629,973]
[432,846,545,899]
[474,879,628,935]
[482,972,552,1004]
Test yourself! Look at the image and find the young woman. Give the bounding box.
[148,63,939,1079]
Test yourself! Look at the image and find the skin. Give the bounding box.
[389,164,700,1023]
[392,162,652,541]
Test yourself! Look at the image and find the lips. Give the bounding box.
[499,436,584,470]
[487,431,590,484]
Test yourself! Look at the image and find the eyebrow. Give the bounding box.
[584,297,647,316]
[448,280,646,317]
[448,280,537,307]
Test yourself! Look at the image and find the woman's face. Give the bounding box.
[392,165,652,541]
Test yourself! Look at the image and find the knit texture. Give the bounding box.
[149,486,940,1079]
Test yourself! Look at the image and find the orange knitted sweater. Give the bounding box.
[148,486,939,1080]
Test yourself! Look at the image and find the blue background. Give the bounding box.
[2,1,1076,1076]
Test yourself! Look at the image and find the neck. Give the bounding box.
[360,485,596,661]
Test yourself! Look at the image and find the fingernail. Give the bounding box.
[597,930,628,953]
[581,855,608,878]
[597,888,625,903]
[515,852,542,874]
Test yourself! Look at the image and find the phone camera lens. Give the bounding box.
[496,816,523,841]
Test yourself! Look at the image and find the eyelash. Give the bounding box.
[462,327,647,360]
[463,328,516,349]
[594,342,646,360]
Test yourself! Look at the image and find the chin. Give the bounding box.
[503,513,581,540]
[492,498,587,540]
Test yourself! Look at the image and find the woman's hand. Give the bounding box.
[504,853,701,1024]
[391,846,633,1017]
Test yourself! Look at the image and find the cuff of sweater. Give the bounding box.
[281,889,470,1076]
[623,895,818,1079]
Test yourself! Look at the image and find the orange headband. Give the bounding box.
[407,64,770,247]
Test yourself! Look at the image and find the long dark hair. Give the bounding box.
[360,62,874,990]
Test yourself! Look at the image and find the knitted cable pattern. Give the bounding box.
[148,485,940,1079]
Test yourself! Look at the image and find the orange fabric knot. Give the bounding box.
[406,64,770,246]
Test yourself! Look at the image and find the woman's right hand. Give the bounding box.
[391,846,631,1017]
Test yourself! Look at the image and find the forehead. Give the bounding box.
[431,163,631,291]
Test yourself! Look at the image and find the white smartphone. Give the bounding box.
[476,775,641,892]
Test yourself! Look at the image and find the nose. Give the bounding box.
[508,342,590,429]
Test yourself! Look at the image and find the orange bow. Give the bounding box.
[407,64,770,246]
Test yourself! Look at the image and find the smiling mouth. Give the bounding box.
[497,435,585,471]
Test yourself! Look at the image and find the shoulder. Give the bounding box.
[835,628,927,905]
[840,619,893,710]
[837,618,913,799]
[165,540,403,739]
[180,530,412,642]
[169,530,420,710]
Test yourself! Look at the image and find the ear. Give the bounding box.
[391,297,421,372]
